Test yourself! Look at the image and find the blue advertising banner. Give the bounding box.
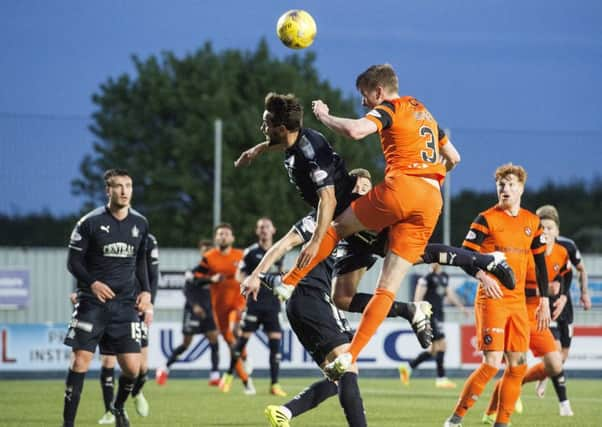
[0,323,102,371]
[0,269,30,309]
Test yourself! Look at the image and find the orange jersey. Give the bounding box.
[525,242,570,294]
[463,205,545,302]
[363,96,447,183]
[197,247,245,308]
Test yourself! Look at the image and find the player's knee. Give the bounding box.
[544,355,563,376]
[483,352,504,368]
[118,356,141,378]
[71,351,93,372]
[332,293,352,310]
[101,355,116,369]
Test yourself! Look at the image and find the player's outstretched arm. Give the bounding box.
[312,100,377,140]
[234,140,285,168]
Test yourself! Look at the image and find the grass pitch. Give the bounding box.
[0,377,600,426]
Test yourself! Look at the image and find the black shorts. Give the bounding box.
[551,320,573,349]
[182,304,216,335]
[103,313,149,354]
[286,286,353,366]
[64,299,141,355]
[241,306,282,334]
[431,316,445,341]
[334,252,377,277]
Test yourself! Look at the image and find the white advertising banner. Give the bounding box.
[1,322,601,372]
[147,320,460,370]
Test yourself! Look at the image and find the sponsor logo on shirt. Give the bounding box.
[103,242,136,258]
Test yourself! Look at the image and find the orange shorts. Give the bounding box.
[351,172,442,263]
[211,292,246,342]
[474,297,529,352]
[526,297,558,357]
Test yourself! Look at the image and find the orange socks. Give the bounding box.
[522,362,546,384]
[485,380,502,415]
[453,363,498,417]
[348,288,395,362]
[235,359,249,382]
[496,364,527,424]
[282,227,340,286]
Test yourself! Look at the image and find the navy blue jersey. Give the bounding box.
[144,234,160,304]
[554,235,583,323]
[420,271,449,320]
[239,242,283,310]
[292,214,335,293]
[284,128,356,217]
[67,206,150,303]
[184,276,212,313]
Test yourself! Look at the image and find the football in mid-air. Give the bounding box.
[276,10,317,49]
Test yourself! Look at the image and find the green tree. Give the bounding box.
[72,40,383,247]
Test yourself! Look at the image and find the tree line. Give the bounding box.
[2,41,600,251]
[2,178,601,252]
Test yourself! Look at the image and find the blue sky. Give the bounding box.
[1,0,601,215]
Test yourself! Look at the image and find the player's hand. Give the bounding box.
[137,292,153,326]
[90,281,115,303]
[192,304,206,319]
[476,270,503,299]
[312,100,329,121]
[552,294,567,320]
[536,297,551,331]
[297,239,321,269]
[69,292,78,305]
[580,292,592,310]
[549,280,561,296]
[240,275,261,301]
[210,273,223,283]
[234,143,266,168]
[184,270,194,283]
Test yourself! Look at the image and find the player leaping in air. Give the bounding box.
[235,87,515,357]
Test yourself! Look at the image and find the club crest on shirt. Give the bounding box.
[301,216,316,234]
[524,226,532,236]
[553,263,560,272]
[132,225,139,238]
[311,168,328,184]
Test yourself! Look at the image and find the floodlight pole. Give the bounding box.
[443,128,451,246]
[213,119,222,229]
